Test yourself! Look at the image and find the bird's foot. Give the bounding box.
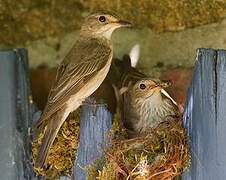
[82,102,107,117]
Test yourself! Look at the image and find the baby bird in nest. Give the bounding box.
[112,44,180,137]
[122,78,180,138]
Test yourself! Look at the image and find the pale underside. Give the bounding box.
[124,90,179,135]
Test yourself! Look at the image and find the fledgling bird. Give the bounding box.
[109,44,146,89]
[122,78,180,138]
[34,11,131,168]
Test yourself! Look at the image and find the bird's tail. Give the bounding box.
[35,109,65,169]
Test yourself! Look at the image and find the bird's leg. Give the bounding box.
[82,101,107,117]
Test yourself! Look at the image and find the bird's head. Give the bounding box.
[80,11,131,39]
[131,79,172,100]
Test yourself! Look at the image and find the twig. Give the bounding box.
[147,168,172,180]
[126,163,140,180]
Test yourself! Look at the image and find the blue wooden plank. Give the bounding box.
[0,50,18,180]
[0,49,36,180]
[216,50,226,174]
[15,49,37,180]
[74,99,113,180]
[183,48,226,180]
[183,48,216,179]
[32,101,112,180]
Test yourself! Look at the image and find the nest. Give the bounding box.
[88,115,190,180]
[32,110,80,179]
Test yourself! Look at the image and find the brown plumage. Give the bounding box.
[34,11,131,168]
[123,78,180,137]
[110,54,147,89]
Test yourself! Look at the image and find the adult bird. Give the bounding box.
[34,11,131,168]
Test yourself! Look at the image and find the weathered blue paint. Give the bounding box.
[183,48,226,180]
[74,99,113,179]
[0,49,36,180]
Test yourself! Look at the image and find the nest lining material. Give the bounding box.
[87,114,190,180]
[31,107,190,180]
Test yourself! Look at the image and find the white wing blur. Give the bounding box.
[129,44,140,68]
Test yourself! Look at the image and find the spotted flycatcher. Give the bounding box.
[122,79,179,138]
[34,11,131,168]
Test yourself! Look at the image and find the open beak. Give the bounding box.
[116,20,132,27]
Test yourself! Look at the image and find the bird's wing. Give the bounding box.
[36,38,112,126]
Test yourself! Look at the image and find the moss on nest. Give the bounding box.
[32,110,80,179]
[87,115,190,179]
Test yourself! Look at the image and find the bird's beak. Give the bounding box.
[151,85,162,90]
[114,20,132,27]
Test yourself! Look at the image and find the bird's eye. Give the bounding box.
[140,83,146,90]
[99,16,106,22]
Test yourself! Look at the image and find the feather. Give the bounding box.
[129,44,140,68]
